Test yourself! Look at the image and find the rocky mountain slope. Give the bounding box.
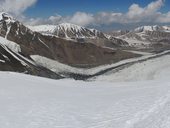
[28,23,108,39]
[0,12,138,79]
[28,23,129,48]
[113,25,170,51]
[0,12,170,80]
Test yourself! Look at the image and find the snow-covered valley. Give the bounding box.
[1,53,170,128]
[94,54,170,82]
[1,11,170,128]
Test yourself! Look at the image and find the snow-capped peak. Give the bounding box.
[0,12,15,23]
[134,25,160,32]
[28,23,107,39]
[27,25,57,34]
[54,23,106,39]
[56,23,87,32]
[162,26,170,32]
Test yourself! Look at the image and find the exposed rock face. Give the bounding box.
[53,23,107,39]
[29,23,108,39]
[0,44,62,79]
[0,12,139,79]
[28,23,129,49]
[0,13,137,66]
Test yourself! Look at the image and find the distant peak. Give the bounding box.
[134,25,160,32]
[57,23,85,30]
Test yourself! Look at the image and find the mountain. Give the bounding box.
[28,23,129,49]
[116,25,170,51]
[28,25,56,34]
[28,23,107,39]
[1,12,170,80]
[134,25,170,33]
[107,30,130,37]
[0,12,138,79]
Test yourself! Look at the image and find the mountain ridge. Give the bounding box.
[0,12,139,79]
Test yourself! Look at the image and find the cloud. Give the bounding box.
[2,0,169,27]
[69,12,95,26]
[32,0,168,26]
[155,11,170,23]
[92,0,168,25]
[22,14,64,26]
[23,12,95,26]
[95,12,123,25]
[126,0,164,22]
[0,0,37,15]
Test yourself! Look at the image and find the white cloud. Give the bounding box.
[23,12,95,26]
[69,12,95,26]
[0,0,37,15]
[126,0,164,22]
[44,0,168,26]
[1,0,169,27]
[155,11,170,23]
[49,14,62,24]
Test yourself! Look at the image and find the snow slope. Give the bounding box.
[134,25,170,33]
[27,25,56,34]
[1,70,170,128]
[95,54,170,82]
[0,36,21,53]
[30,50,169,76]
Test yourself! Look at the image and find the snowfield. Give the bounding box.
[30,50,169,76]
[94,54,170,82]
[0,36,21,53]
[1,54,170,128]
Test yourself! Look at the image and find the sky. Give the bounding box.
[0,0,170,30]
[24,0,170,17]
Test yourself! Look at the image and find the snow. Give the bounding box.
[123,50,152,55]
[0,12,4,21]
[28,23,106,39]
[134,25,170,33]
[0,65,170,128]
[134,25,160,32]
[30,50,170,75]
[57,23,85,31]
[94,54,170,82]
[123,38,151,48]
[118,33,151,48]
[27,25,56,34]
[55,23,92,38]
[0,59,5,63]
[0,12,15,23]
[16,53,36,66]
[162,26,170,32]
[1,45,27,66]
[0,35,29,66]
[5,25,11,39]
[0,36,21,53]
[27,23,87,36]
[38,37,49,49]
